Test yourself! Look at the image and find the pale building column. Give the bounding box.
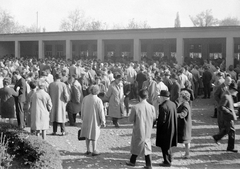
[176,38,184,65]
[133,38,141,62]
[226,36,234,69]
[38,40,44,59]
[97,39,104,61]
[66,39,72,60]
[15,40,20,58]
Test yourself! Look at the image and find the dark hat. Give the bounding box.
[159,90,170,97]
[170,73,178,80]
[229,82,238,91]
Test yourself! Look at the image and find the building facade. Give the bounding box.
[0,26,240,68]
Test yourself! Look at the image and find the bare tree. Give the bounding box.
[219,17,240,26]
[60,9,87,31]
[174,12,181,27]
[0,9,15,33]
[189,9,218,27]
[85,20,108,30]
[126,18,151,29]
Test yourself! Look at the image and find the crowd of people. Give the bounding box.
[0,56,239,168]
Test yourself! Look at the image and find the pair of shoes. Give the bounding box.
[50,132,57,136]
[61,132,68,136]
[212,136,221,145]
[84,151,91,155]
[226,149,238,153]
[125,161,135,166]
[159,162,171,167]
[114,122,120,128]
[92,151,101,156]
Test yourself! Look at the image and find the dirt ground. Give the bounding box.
[25,98,240,169]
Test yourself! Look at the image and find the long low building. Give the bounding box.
[0,26,240,68]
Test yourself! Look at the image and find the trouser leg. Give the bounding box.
[60,123,66,133]
[130,154,137,164]
[67,111,74,125]
[227,120,235,150]
[16,102,25,129]
[53,121,58,133]
[145,154,152,167]
[73,114,77,123]
[161,147,172,164]
[124,96,129,115]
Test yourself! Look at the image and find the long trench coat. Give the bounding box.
[129,100,156,156]
[104,81,125,118]
[48,79,69,123]
[30,89,52,130]
[80,94,106,140]
[156,100,178,149]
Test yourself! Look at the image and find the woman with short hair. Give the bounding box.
[80,85,106,156]
[177,90,192,159]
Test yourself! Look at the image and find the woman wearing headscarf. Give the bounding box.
[80,85,106,156]
[177,90,192,159]
[0,77,19,124]
[30,79,52,140]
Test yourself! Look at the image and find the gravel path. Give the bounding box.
[29,98,240,169]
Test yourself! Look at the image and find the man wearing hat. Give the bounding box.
[156,90,178,167]
[163,71,172,91]
[212,81,238,153]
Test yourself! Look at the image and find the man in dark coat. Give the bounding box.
[212,82,238,153]
[135,66,147,96]
[202,67,212,98]
[13,70,27,129]
[156,90,178,167]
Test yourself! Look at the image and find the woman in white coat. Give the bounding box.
[80,85,106,156]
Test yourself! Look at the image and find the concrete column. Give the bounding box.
[38,40,44,59]
[66,39,72,60]
[97,39,104,61]
[176,38,184,65]
[226,36,234,69]
[15,40,20,58]
[133,38,141,62]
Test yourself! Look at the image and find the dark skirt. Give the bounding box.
[1,97,16,118]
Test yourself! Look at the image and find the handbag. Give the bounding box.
[78,129,86,141]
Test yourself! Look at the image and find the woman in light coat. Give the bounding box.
[80,85,106,156]
[104,72,125,127]
[30,80,52,139]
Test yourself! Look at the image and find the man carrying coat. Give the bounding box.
[156,90,178,167]
[126,89,156,169]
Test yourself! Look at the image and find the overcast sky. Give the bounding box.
[1,0,240,32]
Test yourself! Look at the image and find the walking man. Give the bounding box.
[126,89,156,169]
[156,90,178,167]
[212,82,238,153]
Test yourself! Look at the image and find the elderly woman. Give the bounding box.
[30,79,52,139]
[0,77,19,124]
[80,85,106,156]
[104,72,125,127]
[177,90,192,159]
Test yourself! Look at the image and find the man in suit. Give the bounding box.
[212,81,238,153]
[126,89,156,169]
[202,66,212,99]
[170,73,181,107]
[13,70,27,129]
[156,90,178,167]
